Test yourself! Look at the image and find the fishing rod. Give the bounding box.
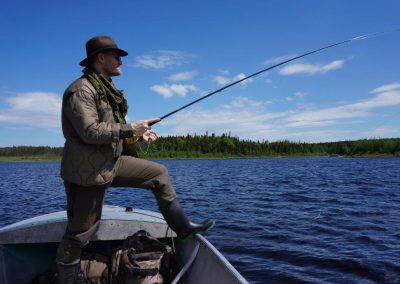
[149,29,399,126]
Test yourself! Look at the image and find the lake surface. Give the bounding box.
[0,157,399,283]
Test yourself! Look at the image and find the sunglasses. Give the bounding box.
[104,52,121,62]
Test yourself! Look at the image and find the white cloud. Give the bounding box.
[134,50,191,69]
[295,91,306,98]
[370,83,400,94]
[158,82,400,142]
[150,85,173,98]
[161,100,277,139]
[150,84,197,98]
[233,73,254,87]
[282,83,400,127]
[263,54,297,65]
[168,71,197,81]
[160,95,289,141]
[0,92,62,128]
[279,60,345,75]
[214,75,230,85]
[282,92,306,103]
[214,72,254,87]
[223,96,272,109]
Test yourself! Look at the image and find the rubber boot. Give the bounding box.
[160,199,215,240]
[57,261,79,284]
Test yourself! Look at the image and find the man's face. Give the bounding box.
[99,51,123,77]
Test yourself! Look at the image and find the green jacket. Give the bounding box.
[60,76,134,186]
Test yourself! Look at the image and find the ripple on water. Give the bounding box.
[1,157,400,283]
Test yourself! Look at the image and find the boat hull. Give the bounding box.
[0,205,247,283]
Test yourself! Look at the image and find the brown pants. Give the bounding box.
[56,156,177,264]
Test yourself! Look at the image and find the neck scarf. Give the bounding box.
[83,68,128,124]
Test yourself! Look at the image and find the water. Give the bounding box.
[1,157,399,283]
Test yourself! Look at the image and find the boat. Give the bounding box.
[0,205,248,283]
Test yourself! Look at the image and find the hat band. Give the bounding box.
[87,45,119,57]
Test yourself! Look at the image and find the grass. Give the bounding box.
[0,155,61,162]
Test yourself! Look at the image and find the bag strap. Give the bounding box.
[110,249,123,283]
[130,267,159,277]
[128,251,163,262]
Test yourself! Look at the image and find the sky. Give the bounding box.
[0,0,399,146]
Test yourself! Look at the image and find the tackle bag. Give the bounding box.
[75,252,110,284]
[30,253,110,284]
[110,230,173,284]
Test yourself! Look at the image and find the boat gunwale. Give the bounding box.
[0,205,165,233]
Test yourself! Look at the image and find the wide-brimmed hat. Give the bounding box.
[80,35,128,67]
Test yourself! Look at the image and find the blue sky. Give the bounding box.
[0,0,399,146]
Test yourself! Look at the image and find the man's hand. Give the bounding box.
[142,130,158,142]
[130,118,160,136]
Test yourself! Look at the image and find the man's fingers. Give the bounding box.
[145,130,157,138]
[143,130,158,142]
[146,118,161,126]
[131,118,160,136]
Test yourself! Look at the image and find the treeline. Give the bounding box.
[0,146,63,157]
[138,134,400,158]
[1,135,399,159]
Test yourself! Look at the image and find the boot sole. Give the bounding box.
[179,220,215,242]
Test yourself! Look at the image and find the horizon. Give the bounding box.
[1,136,399,148]
[1,1,400,146]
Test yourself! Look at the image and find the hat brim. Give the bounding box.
[80,47,128,67]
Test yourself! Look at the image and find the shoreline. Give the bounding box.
[1,153,398,162]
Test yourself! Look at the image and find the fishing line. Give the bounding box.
[149,28,400,126]
[137,141,151,155]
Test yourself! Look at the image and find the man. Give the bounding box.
[56,35,214,283]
